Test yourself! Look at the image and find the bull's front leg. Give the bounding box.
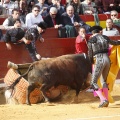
[73,89,80,103]
[72,82,83,103]
[26,84,36,105]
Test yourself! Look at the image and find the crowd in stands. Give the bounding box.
[0,0,120,30]
[0,0,120,17]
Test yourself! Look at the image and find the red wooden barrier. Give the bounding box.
[42,27,59,38]
[1,27,58,38]
[79,14,120,22]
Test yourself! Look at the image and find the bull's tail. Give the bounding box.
[6,63,34,92]
[6,76,23,97]
[6,76,23,90]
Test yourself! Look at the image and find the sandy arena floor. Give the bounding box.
[0,83,120,120]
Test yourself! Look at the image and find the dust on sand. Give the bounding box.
[0,84,120,120]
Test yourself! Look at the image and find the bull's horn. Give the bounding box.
[7,61,18,70]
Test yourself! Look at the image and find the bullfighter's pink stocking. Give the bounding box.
[102,88,108,100]
[95,89,106,103]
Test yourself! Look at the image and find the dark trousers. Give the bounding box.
[26,43,38,61]
[65,25,77,37]
[0,29,3,40]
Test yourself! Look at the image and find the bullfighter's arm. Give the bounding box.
[103,35,120,45]
[87,40,94,64]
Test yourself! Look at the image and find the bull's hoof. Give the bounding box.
[71,96,78,103]
[41,100,50,105]
[44,99,50,103]
[27,103,31,106]
[26,102,31,106]
[98,100,109,108]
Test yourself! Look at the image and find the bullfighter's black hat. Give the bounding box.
[38,21,47,29]
[90,25,103,33]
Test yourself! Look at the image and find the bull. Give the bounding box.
[9,54,92,105]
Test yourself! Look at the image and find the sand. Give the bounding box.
[0,83,120,120]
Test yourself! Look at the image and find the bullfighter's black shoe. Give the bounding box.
[98,100,109,108]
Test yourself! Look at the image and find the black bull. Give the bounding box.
[9,54,92,105]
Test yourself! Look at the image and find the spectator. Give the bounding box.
[94,0,104,14]
[81,0,97,15]
[1,0,4,5]
[19,0,28,23]
[48,0,65,15]
[107,0,120,13]
[27,0,35,12]
[75,27,89,55]
[102,19,119,36]
[44,7,65,37]
[25,5,44,29]
[2,19,27,50]
[115,1,120,13]
[0,0,3,15]
[25,21,47,61]
[102,18,119,56]
[45,0,53,6]
[2,8,26,30]
[67,0,83,15]
[2,0,19,15]
[60,0,66,6]
[36,0,49,17]
[44,7,62,28]
[103,18,120,63]
[61,5,91,37]
[0,6,2,15]
[95,0,120,13]
[110,10,120,28]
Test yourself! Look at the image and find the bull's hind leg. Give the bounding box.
[26,84,36,105]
